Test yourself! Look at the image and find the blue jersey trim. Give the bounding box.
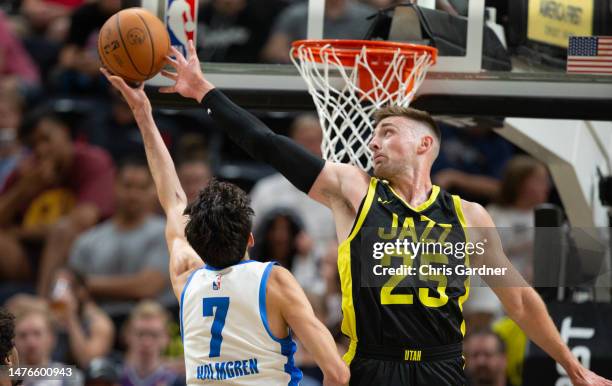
[258,262,302,385]
[179,267,202,344]
[204,259,257,271]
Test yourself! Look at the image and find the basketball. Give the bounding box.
[98,8,170,83]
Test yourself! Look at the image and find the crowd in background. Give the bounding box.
[0,1,553,385]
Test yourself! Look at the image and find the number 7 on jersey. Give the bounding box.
[203,297,230,358]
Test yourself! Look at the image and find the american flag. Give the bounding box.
[567,36,612,75]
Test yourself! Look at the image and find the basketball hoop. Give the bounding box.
[290,39,437,170]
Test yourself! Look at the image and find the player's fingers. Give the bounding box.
[158,86,176,94]
[161,69,178,80]
[170,46,186,64]
[165,55,179,68]
[101,69,129,91]
[188,39,197,58]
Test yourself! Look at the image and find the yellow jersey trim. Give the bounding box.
[453,194,471,337]
[338,177,378,365]
[385,183,440,213]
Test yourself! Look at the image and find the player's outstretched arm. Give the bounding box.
[461,200,612,386]
[101,69,203,299]
[267,266,350,386]
[161,40,370,216]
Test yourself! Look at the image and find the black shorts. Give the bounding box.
[349,343,466,386]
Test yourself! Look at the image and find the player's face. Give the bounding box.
[115,166,155,217]
[464,335,506,384]
[369,117,420,179]
[14,314,54,366]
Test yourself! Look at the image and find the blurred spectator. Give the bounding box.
[262,0,375,63]
[493,317,526,386]
[68,158,174,324]
[320,242,342,333]
[464,156,550,331]
[252,208,323,295]
[487,155,550,280]
[177,158,211,204]
[14,307,84,385]
[82,92,180,163]
[464,329,508,386]
[0,83,26,190]
[85,357,121,386]
[4,294,48,316]
[250,114,335,258]
[120,301,183,386]
[56,0,121,93]
[0,109,115,297]
[197,0,285,63]
[0,10,40,88]
[49,267,114,369]
[432,121,515,203]
[0,308,18,369]
[20,0,83,39]
[438,0,463,16]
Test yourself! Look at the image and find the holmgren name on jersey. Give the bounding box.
[196,358,259,381]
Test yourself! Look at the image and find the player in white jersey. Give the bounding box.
[101,67,350,386]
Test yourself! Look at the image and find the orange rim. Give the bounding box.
[291,39,438,67]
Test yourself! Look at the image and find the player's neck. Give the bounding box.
[388,170,433,209]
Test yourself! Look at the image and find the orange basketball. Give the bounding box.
[98,8,170,83]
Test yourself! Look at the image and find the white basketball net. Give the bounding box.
[291,43,433,171]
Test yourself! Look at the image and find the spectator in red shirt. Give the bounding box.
[0,108,115,298]
[0,10,40,88]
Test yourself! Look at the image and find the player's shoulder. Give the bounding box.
[266,264,294,286]
[456,198,495,228]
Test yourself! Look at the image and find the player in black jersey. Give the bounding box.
[159,41,612,386]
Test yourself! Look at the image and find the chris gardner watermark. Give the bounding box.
[371,239,508,277]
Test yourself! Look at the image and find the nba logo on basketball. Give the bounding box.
[212,275,221,291]
[165,0,197,56]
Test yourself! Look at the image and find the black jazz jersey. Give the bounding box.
[339,178,471,364]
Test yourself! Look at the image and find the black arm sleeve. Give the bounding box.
[200,88,325,193]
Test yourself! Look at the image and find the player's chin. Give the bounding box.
[373,164,391,180]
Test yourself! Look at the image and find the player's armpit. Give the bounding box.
[308,162,369,206]
[165,211,203,299]
[309,162,370,241]
[267,266,350,386]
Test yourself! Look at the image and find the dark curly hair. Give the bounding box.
[0,308,15,365]
[183,179,254,269]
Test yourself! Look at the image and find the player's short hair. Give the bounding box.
[374,106,441,142]
[0,308,15,365]
[184,179,254,269]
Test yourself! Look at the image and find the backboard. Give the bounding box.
[144,0,612,119]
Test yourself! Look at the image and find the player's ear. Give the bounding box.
[417,135,434,155]
[247,232,255,248]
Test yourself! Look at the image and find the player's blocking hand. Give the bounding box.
[160,39,214,103]
[100,67,151,116]
[571,367,612,386]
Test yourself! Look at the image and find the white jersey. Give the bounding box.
[180,260,302,385]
